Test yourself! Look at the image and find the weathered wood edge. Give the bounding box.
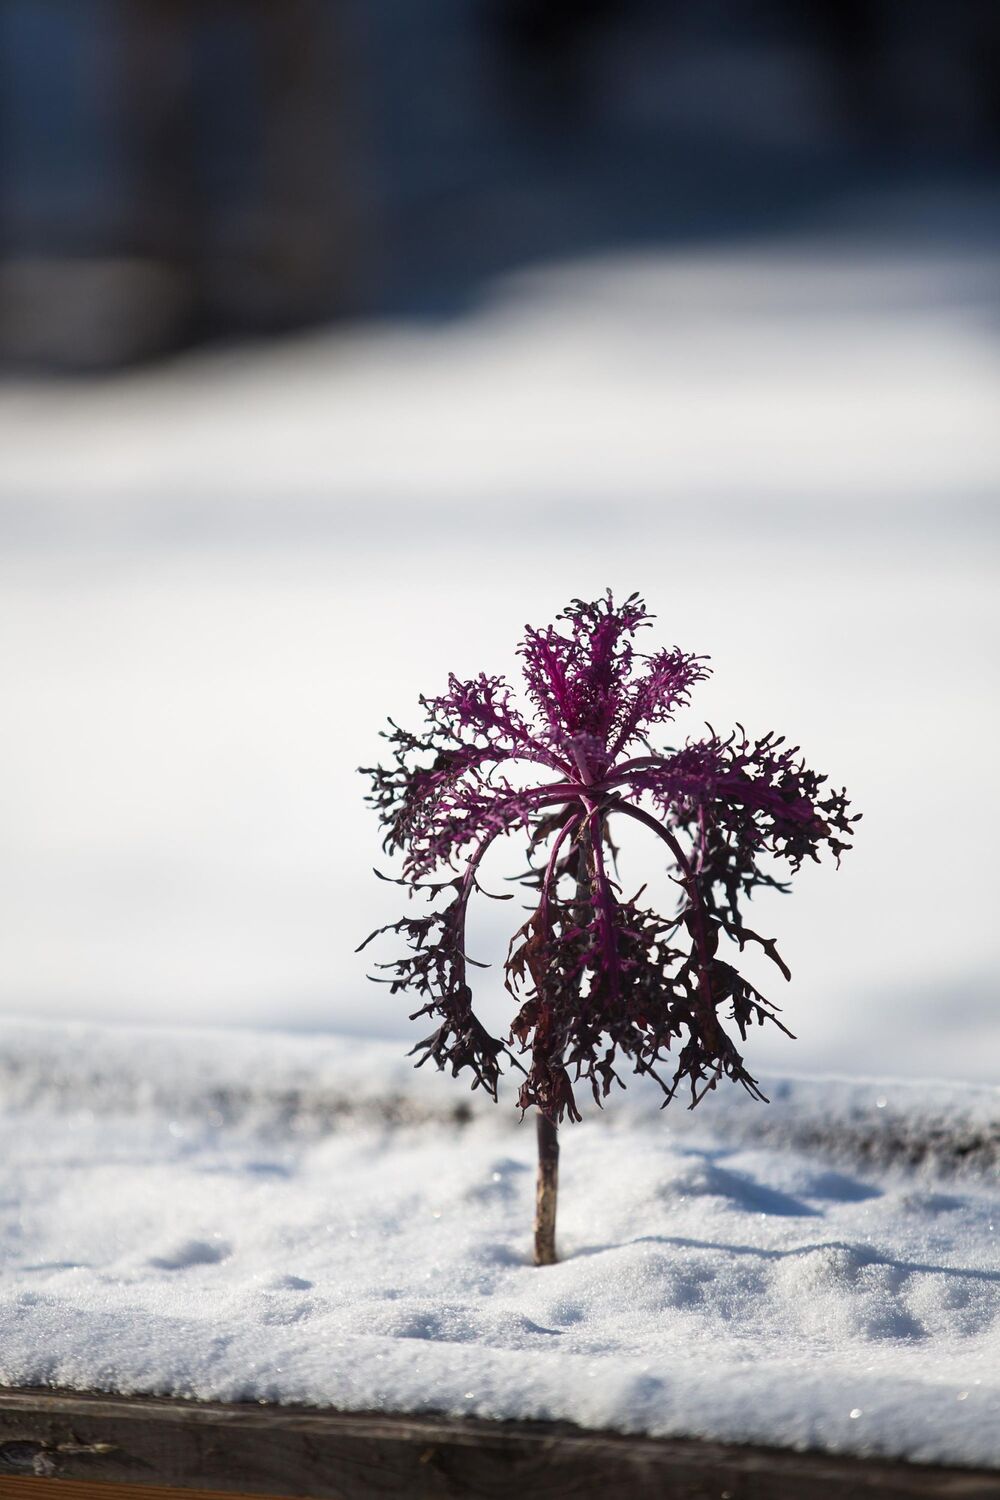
[0,1388,997,1499]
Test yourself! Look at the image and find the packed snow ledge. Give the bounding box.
[0,1020,997,1470]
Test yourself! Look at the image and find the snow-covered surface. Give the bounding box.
[1,1020,997,1468]
[1,236,999,1085]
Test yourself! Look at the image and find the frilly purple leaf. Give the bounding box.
[360,591,857,1122]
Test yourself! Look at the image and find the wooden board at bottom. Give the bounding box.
[0,1481,288,1500]
[0,1387,997,1500]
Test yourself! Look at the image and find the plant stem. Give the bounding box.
[533,816,589,1266]
[534,1110,559,1265]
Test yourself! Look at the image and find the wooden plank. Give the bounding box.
[0,1387,997,1500]
[0,1482,282,1500]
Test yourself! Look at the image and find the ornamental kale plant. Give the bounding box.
[360,592,856,1265]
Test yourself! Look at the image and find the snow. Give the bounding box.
[0,222,998,1462]
[1,1019,997,1468]
[0,236,998,1085]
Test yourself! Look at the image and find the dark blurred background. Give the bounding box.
[2,0,999,366]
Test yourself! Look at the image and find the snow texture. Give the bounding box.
[0,1019,997,1469]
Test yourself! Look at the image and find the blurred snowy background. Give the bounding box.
[1,1,998,1086]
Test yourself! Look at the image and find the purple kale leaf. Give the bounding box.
[359,591,858,1122]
